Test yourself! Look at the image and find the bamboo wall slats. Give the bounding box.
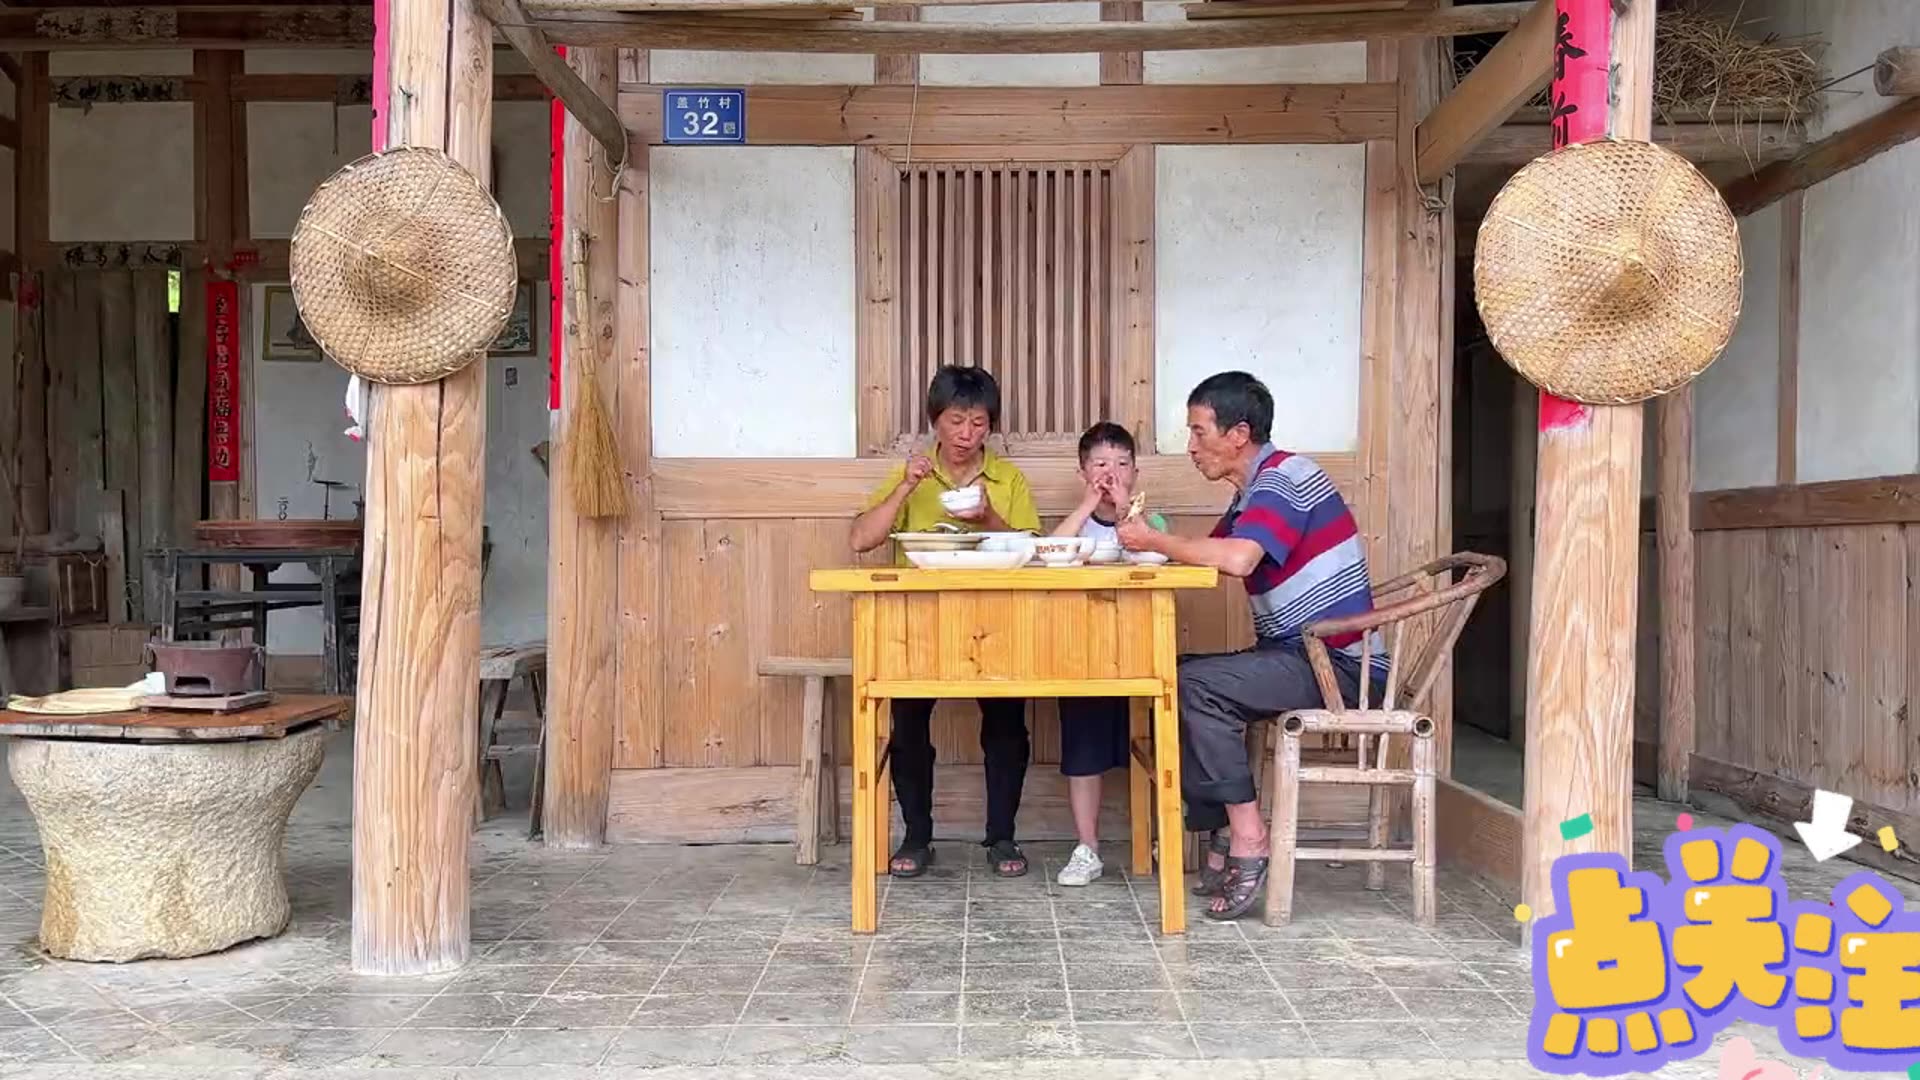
[626,511,1256,771]
[894,162,1115,446]
[1696,523,1917,816]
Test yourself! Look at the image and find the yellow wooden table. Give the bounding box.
[810,564,1219,936]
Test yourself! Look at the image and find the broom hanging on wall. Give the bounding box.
[564,228,627,518]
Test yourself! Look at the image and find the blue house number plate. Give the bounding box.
[663,89,746,144]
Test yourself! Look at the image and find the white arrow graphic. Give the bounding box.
[1794,789,1865,862]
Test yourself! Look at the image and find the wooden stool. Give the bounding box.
[1262,553,1506,929]
[476,641,548,838]
[757,656,851,865]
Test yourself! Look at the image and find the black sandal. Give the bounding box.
[1205,854,1270,921]
[1192,831,1232,897]
[987,839,1029,878]
[890,842,935,878]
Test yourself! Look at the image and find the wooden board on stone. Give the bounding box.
[134,691,274,713]
[0,694,349,741]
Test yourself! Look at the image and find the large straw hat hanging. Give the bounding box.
[290,146,517,385]
[1473,138,1743,405]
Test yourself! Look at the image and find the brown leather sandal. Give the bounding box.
[1192,831,1232,897]
[1205,854,1270,921]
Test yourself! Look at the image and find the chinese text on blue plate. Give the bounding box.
[663,89,745,145]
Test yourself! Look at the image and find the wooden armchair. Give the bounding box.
[1265,552,1506,927]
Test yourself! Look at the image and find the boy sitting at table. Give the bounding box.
[1046,422,1168,886]
[848,365,1042,879]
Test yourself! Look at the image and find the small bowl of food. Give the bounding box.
[939,485,984,515]
[1088,541,1122,565]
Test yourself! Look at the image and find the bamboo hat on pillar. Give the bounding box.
[1473,138,1743,405]
[289,146,517,385]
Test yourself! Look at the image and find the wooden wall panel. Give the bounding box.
[1693,521,1917,818]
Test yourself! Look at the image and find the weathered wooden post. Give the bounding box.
[352,0,493,975]
[1518,0,1654,927]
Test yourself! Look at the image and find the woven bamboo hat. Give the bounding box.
[290,146,517,385]
[1473,138,1743,405]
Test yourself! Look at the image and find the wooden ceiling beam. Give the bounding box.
[475,0,627,166]
[0,6,372,49]
[1720,95,1920,217]
[1466,121,1806,167]
[534,1,1530,53]
[1182,0,1413,20]
[1413,0,1550,185]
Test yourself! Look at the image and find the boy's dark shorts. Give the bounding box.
[1058,696,1130,777]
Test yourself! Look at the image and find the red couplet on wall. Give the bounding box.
[548,46,566,412]
[1537,0,1613,433]
[206,280,241,483]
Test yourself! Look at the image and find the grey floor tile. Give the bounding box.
[546,964,663,996]
[962,989,1071,1023]
[1420,1019,1532,1059]
[756,964,864,994]
[852,990,960,1024]
[1395,987,1521,1021]
[741,992,855,1025]
[452,965,571,995]
[861,960,963,993]
[724,1024,852,1064]
[219,1025,392,1066]
[404,992,536,1028]
[573,940,686,965]
[483,1025,620,1065]
[1070,990,1185,1022]
[1369,958,1492,989]
[481,942,589,966]
[1289,986,1412,1021]
[516,994,643,1028]
[1463,961,1535,994]
[274,993,428,1028]
[1075,1021,1199,1058]
[964,964,1065,992]
[771,941,872,966]
[1310,1019,1440,1058]
[652,962,768,994]
[1064,962,1168,991]
[1160,962,1275,991]
[1178,989,1293,1022]
[630,993,749,1027]
[1192,1020,1318,1059]
[847,1022,960,1062]
[960,1021,1079,1060]
[1346,935,1455,961]
[601,1025,732,1066]
[366,1027,503,1067]
[0,1028,85,1064]
[1264,961,1385,990]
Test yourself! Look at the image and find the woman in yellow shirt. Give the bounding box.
[849,366,1040,879]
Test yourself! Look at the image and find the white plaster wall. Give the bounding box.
[50,103,194,240]
[1692,203,1781,493]
[650,146,857,458]
[245,49,372,74]
[1796,142,1920,482]
[649,50,873,85]
[1141,1,1364,83]
[919,3,1101,87]
[247,103,374,237]
[249,286,554,652]
[1153,144,1364,454]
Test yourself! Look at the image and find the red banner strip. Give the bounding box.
[1538,0,1612,432]
[548,47,566,412]
[206,280,241,483]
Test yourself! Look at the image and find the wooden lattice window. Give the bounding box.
[892,162,1117,453]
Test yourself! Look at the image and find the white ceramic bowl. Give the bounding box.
[939,486,983,514]
[1030,537,1081,559]
[892,531,987,553]
[1123,550,1169,565]
[1038,550,1083,567]
[1088,545,1122,565]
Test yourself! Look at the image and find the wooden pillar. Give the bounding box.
[1654,387,1693,802]
[543,45,620,848]
[1507,375,1534,747]
[13,54,48,537]
[1520,0,1654,928]
[351,0,493,976]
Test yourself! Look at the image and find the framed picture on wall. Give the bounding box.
[489,281,537,357]
[261,284,323,362]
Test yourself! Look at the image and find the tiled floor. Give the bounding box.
[0,728,1910,1078]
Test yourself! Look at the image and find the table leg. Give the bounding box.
[248,564,270,651]
[873,698,891,877]
[1150,591,1185,935]
[850,690,879,934]
[1129,697,1152,878]
[320,556,341,695]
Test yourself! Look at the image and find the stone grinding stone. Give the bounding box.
[7,724,327,962]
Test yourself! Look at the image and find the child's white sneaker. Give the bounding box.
[1057,844,1104,886]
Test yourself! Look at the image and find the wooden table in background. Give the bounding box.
[811,564,1219,936]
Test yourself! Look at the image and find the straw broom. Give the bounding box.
[563,228,627,518]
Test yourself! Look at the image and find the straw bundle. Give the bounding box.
[563,230,627,519]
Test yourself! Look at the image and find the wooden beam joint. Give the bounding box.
[474,0,627,166]
[1413,0,1552,184]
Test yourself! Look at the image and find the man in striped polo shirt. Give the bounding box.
[1116,371,1385,921]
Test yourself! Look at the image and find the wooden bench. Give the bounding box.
[757,656,851,865]
[477,641,548,839]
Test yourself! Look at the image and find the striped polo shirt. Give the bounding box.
[1210,445,1385,672]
